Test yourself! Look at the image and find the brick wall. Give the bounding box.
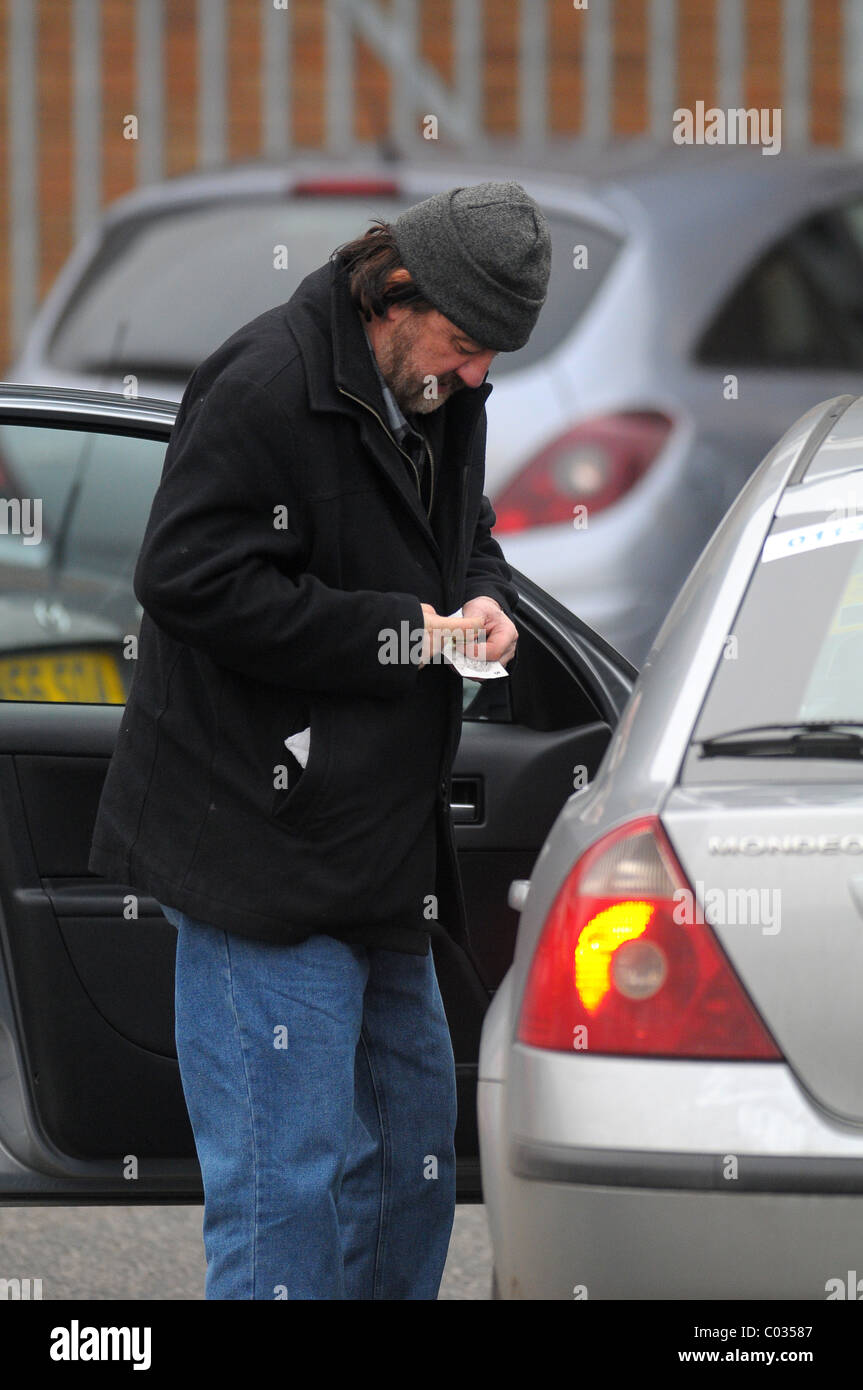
[0,0,850,371]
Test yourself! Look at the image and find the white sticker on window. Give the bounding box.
[761,515,863,563]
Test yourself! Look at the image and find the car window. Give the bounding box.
[44,198,620,389]
[461,675,511,721]
[696,199,863,370]
[0,422,166,703]
[696,243,863,369]
[692,499,863,744]
[488,216,622,378]
[824,198,863,349]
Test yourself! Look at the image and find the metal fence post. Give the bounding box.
[8,0,37,357]
[136,0,165,186]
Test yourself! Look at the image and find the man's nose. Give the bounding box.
[456,351,497,388]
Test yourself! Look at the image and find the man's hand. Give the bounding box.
[419,604,485,668]
[462,596,518,665]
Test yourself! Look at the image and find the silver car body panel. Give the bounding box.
[479,390,863,1297]
[664,785,863,1124]
[500,393,854,1028]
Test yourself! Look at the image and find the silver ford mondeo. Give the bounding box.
[479,391,863,1300]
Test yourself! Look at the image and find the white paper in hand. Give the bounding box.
[440,609,509,680]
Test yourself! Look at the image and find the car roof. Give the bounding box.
[578,144,863,206]
[96,143,863,228]
[94,153,621,229]
[797,393,863,488]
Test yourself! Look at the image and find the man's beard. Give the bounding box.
[376,314,468,415]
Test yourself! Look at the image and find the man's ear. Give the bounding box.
[382,267,416,311]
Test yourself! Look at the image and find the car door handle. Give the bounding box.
[450,777,482,823]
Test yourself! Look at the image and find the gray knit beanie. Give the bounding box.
[391,181,552,352]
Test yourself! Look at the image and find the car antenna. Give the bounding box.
[48,433,97,592]
[102,316,130,394]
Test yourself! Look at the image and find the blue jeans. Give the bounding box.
[159,904,458,1300]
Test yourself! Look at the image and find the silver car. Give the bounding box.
[480,390,863,1300]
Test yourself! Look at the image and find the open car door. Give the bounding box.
[0,387,636,1203]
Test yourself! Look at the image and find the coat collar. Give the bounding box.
[285,252,491,408]
[282,253,493,562]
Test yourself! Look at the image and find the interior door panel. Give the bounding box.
[0,723,195,1168]
[0,703,615,1197]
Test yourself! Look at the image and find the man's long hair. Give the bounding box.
[333,221,435,323]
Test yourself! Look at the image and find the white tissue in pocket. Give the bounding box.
[284,727,311,769]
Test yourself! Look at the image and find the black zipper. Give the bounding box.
[337,385,425,505]
[423,430,435,515]
[448,410,482,606]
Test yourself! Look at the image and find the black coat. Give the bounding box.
[88,254,518,955]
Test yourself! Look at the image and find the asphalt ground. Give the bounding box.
[0,1202,492,1300]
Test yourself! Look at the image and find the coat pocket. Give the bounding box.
[271,702,330,826]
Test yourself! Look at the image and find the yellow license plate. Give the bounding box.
[0,650,126,703]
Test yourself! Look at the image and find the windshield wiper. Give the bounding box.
[698,722,863,760]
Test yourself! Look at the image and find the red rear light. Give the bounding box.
[291,178,400,197]
[517,817,782,1059]
[493,410,673,533]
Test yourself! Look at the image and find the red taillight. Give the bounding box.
[517,817,782,1059]
[493,410,673,533]
[291,178,400,197]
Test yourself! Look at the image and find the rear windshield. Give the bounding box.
[45,196,622,386]
[693,489,863,742]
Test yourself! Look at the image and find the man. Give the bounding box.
[88,180,551,1299]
